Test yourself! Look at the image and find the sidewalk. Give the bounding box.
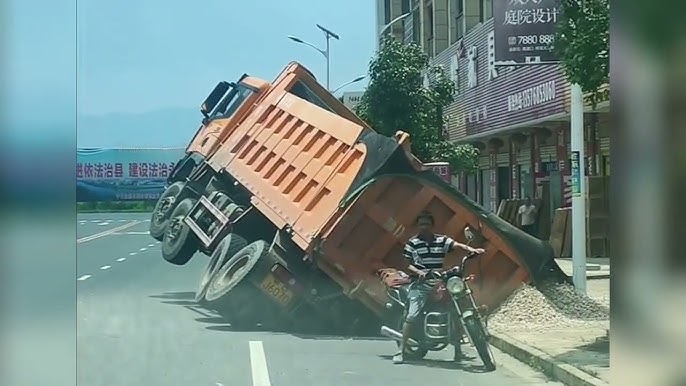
[489,275,610,386]
[555,257,610,280]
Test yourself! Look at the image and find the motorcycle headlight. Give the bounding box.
[446,277,465,294]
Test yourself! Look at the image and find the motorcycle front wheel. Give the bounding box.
[463,316,496,371]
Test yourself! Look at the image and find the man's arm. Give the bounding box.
[446,236,483,254]
[403,243,426,275]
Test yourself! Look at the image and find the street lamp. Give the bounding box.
[287,24,340,90]
[332,75,366,94]
[379,12,411,38]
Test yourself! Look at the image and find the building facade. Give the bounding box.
[376,0,610,242]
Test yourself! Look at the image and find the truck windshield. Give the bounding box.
[212,83,254,120]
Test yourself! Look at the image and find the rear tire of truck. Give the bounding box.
[161,198,199,266]
[195,233,248,304]
[203,240,276,327]
[150,182,185,241]
[204,240,268,303]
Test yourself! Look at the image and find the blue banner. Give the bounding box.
[77,148,185,202]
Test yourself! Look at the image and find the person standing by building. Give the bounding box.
[517,196,538,237]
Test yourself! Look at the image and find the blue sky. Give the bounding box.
[7,0,376,145]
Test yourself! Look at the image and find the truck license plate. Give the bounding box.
[259,273,294,307]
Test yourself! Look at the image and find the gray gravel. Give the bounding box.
[487,280,610,332]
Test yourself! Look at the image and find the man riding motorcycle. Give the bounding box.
[393,211,485,364]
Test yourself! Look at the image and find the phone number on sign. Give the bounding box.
[508,34,554,45]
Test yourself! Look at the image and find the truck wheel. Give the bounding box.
[204,240,269,302]
[195,233,247,303]
[161,198,199,266]
[150,182,185,241]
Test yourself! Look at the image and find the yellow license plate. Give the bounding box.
[260,274,294,307]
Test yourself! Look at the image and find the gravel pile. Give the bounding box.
[486,280,610,332]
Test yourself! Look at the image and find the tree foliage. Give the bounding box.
[354,35,479,175]
[555,0,609,108]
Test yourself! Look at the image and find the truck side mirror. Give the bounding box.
[201,81,231,118]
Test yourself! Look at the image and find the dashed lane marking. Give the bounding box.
[139,247,147,252]
[129,252,137,256]
[100,265,111,270]
[116,258,126,262]
[249,341,272,386]
[77,275,91,281]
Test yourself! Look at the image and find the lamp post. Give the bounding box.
[287,24,340,90]
[378,12,411,42]
[332,75,366,94]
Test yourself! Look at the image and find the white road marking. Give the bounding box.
[97,222,110,226]
[90,220,99,223]
[129,252,137,256]
[156,241,161,244]
[100,265,111,270]
[145,219,151,222]
[116,258,126,262]
[77,274,91,281]
[148,243,155,247]
[112,231,150,235]
[77,221,142,244]
[249,341,272,386]
[139,247,147,252]
[119,219,127,222]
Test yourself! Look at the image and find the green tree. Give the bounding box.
[354,35,479,175]
[555,0,609,108]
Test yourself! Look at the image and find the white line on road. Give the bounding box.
[249,341,272,386]
[97,222,110,226]
[119,220,127,222]
[77,274,91,281]
[129,252,137,256]
[116,258,126,262]
[77,221,142,244]
[148,243,155,247]
[100,265,111,270]
[139,247,147,252]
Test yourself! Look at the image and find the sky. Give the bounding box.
[5,0,377,146]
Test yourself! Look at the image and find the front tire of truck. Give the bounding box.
[150,182,185,241]
[195,233,248,304]
[161,198,199,266]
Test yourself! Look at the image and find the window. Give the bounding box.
[480,0,492,21]
[427,4,434,38]
[412,9,421,43]
[402,0,410,14]
[384,0,391,24]
[213,84,254,119]
[450,0,464,43]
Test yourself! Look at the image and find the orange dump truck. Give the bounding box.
[150,61,566,332]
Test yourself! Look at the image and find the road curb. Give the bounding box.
[588,273,610,280]
[490,333,608,386]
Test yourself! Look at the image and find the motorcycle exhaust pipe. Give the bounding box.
[380,326,420,346]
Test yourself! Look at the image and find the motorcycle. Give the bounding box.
[378,246,496,371]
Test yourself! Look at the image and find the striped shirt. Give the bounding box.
[403,234,456,270]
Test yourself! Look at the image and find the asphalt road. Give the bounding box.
[76,212,563,386]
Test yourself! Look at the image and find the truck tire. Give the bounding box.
[150,182,185,241]
[203,240,274,325]
[161,198,199,266]
[204,240,269,302]
[463,316,496,371]
[195,233,248,303]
